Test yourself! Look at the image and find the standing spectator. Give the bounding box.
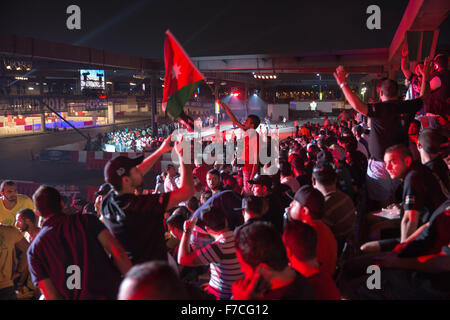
[283,220,341,300]
[312,163,356,252]
[423,53,449,129]
[164,164,179,193]
[0,225,29,300]
[232,221,315,300]
[285,185,338,276]
[27,186,132,300]
[94,183,112,220]
[0,181,35,226]
[15,209,41,243]
[101,136,194,265]
[219,101,261,195]
[178,207,244,300]
[334,59,432,209]
[206,169,223,195]
[401,43,423,101]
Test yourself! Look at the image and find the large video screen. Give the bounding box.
[80,70,105,89]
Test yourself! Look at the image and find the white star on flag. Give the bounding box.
[172,64,181,79]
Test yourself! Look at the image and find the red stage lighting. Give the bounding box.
[232,91,240,97]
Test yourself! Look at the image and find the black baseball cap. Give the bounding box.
[288,185,325,219]
[234,196,263,213]
[248,174,272,188]
[104,156,144,189]
[96,183,113,196]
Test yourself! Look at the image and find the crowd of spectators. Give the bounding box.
[0,52,449,300]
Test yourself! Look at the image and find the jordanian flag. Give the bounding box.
[162,30,206,122]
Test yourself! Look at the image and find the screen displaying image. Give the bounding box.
[80,70,105,89]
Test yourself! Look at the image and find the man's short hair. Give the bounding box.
[247,114,261,129]
[283,220,317,261]
[17,208,37,224]
[379,79,399,98]
[201,206,226,232]
[418,128,443,154]
[279,161,292,177]
[166,207,190,231]
[120,261,188,300]
[0,180,16,192]
[385,144,412,159]
[235,221,288,272]
[207,169,220,178]
[312,162,337,186]
[32,185,62,218]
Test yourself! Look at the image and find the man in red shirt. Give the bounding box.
[283,220,341,300]
[219,101,261,195]
[285,185,338,276]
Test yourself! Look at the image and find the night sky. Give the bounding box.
[0,0,448,59]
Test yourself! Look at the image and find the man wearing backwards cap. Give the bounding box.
[101,135,195,265]
[248,173,284,234]
[285,185,338,276]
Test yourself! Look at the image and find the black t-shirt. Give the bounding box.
[28,214,122,300]
[399,199,450,258]
[102,192,171,265]
[402,162,448,225]
[259,273,315,300]
[367,99,423,161]
[425,156,450,193]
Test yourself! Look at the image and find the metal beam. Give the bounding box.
[0,33,161,72]
[389,0,449,63]
[192,49,388,73]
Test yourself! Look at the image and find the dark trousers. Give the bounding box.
[0,286,17,300]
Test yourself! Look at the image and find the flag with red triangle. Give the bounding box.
[162,30,206,123]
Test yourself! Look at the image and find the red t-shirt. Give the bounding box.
[308,220,338,276]
[243,131,259,173]
[307,267,341,300]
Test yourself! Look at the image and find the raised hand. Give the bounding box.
[333,65,349,86]
[402,42,408,58]
[159,133,175,154]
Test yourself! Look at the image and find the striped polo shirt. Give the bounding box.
[196,230,244,300]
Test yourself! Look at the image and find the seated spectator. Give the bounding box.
[248,174,284,233]
[417,128,449,193]
[28,186,132,300]
[234,196,265,236]
[178,207,244,300]
[232,221,315,300]
[280,161,300,193]
[361,144,448,253]
[283,220,341,300]
[285,185,338,276]
[340,200,450,299]
[312,163,356,252]
[118,261,212,300]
